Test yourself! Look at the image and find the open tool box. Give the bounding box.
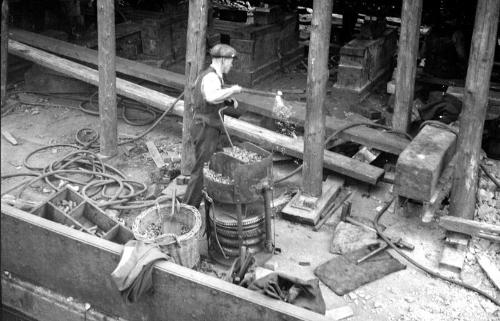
[30,187,134,244]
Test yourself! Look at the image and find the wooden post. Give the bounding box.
[450,0,500,219]
[181,0,208,175]
[303,0,333,197]
[392,0,423,132]
[97,0,118,158]
[1,0,9,108]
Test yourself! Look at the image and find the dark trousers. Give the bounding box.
[183,123,221,208]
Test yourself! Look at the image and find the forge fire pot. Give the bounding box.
[202,142,273,266]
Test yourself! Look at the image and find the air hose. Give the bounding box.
[374,197,500,306]
[274,121,412,184]
[1,91,185,211]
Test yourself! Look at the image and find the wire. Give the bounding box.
[374,197,500,307]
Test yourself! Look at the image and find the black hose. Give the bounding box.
[275,121,412,184]
[374,197,500,307]
[2,91,185,212]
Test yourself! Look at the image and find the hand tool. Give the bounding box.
[356,237,414,264]
[312,191,352,231]
[338,202,414,263]
[339,202,390,233]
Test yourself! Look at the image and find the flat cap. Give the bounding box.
[209,44,237,59]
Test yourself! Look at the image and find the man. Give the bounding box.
[183,44,242,208]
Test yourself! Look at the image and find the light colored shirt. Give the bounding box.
[201,63,235,104]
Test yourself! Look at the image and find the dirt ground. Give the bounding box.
[1,69,499,321]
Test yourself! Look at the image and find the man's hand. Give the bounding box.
[230,85,242,94]
[224,98,238,109]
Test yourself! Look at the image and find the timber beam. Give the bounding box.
[9,28,408,155]
[8,40,383,184]
[9,28,185,90]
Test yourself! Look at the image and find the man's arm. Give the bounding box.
[202,73,241,104]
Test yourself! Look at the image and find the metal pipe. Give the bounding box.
[263,183,274,252]
[236,204,245,266]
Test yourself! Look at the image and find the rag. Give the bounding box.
[248,272,326,314]
[111,240,172,303]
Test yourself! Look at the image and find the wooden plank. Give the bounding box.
[97,0,118,157]
[281,176,344,225]
[235,92,409,155]
[9,28,408,155]
[8,40,184,114]
[1,0,8,108]
[439,216,500,237]
[450,0,500,220]
[8,41,383,184]
[1,204,329,321]
[303,0,333,196]
[446,86,500,116]
[9,28,185,90]
[477,255,500,291]
[392,0,423,132]
[3,276,124,321]
[439,238,468,273]
[145,140,166,168]
[224,119,384,184]
[181,0,208,174]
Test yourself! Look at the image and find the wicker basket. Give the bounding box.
[132,203,202,268]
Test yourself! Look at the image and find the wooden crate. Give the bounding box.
[30,187,134,245]
[122,8,188,64]
[211,14,303,86]
[335,28,398,93]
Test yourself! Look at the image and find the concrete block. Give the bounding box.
[395,125,456,202]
